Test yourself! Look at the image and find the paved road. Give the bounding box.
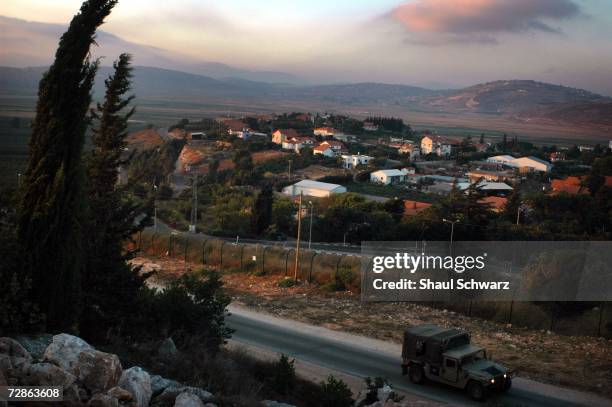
[227,307,608,407]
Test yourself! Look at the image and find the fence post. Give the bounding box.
[309,253,318,282]
[284,249,293,276]
[202,240,207,265]
[262,245,269,275]
[240,244,245,272]
[220,241,226,269]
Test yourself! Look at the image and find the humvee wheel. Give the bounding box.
[408,364,425,384]
[467,380,487,401]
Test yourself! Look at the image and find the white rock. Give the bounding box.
[174,392,204,407]
[43,334,93,374]
[118,367,152,407]
[376,385,394,402]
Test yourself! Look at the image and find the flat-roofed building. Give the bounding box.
[282,180,347,198]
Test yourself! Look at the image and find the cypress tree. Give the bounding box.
[81,53,152,340]
[17,0,118,331]
[251,185,273,235]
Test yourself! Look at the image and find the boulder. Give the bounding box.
[152,386,213,407]
[376,385,395,402]
[77,348,123,393]
[151,375,181,397]
[43,334,93,374]
[0,337,33,373]
[19,362,76,387]
[173,392,204,407]
[107,386,134,403]
[158,338,178,361]
[118,367,152,407]
[14,334,53,360]
[87,393,119,407]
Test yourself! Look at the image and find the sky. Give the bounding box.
[1,0,612,93]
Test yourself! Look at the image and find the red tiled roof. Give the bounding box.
[403,200,432,216]
[479,196,508,211]
[551,176,588,195]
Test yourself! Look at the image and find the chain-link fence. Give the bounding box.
[133,230,611,338]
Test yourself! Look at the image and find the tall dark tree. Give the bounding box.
[81,54,152,340]
[17,0,118,331]
[251,184,274,235]
[504,185,521,223]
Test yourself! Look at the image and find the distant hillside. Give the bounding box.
[1,66,610,133]
[420,80,610,116]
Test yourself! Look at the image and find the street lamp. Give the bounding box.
[308,201,314,250]
[442,218,460,255]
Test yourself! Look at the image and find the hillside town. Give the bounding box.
[123,112,611,244]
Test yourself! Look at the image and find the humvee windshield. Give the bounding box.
[461,349,486,365]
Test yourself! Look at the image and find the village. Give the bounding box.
[123,111,611,242]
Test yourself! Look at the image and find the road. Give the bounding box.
[227,306,609,407]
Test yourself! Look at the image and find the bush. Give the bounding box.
[324,265,355,291]
[319,375,353,407]
[277,277,296,288]
[271,354,296,394]
[125,270,233,352]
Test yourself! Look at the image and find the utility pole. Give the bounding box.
[442,218,459,256]
[308,201,314,250]
[294,192,303,282]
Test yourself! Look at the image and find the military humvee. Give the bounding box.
[401,324,513,401]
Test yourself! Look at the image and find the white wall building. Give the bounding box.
[341,154,373,169]
[370,169,406,185]
[487,155,552,172]
[282,180,347,197]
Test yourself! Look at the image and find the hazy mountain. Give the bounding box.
[0,15,304,85]
[1,65,610,128]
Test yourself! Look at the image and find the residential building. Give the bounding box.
[225,119,251,138]
[341,154,373,169]
[467,169,513,183]
[282,180,347,197]
[486,155,516,165]
[398,144,421,160]
[314,127,343,137]
[370,169,407,185]
[579,145,594,152]
[549,151,566,162]
[282,136,315,153]
[313,144,335,158]
[272,129,300,144]
[420,135,459,157]
[363,121,378,131]
[404,200,432,216]
[319,139,347,154]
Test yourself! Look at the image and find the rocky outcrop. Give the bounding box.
[0,334,218,407]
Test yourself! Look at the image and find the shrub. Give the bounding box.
[277,277,296,288]
[324,265,355,291]
[319,375,353,407]
[271,354,296,394]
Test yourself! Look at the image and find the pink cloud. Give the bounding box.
[391,0,580,41]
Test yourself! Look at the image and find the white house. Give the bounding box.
[282,180,347,197]
[313,144,335,158]
[281,136,316,153]
[420,135,459,157]
[272,129,300,144]
[341,154,373,169]
[370,169,406,185]
[398,144,421,160]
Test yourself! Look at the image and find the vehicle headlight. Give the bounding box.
[504,374,507,378]
[490,378,495,384]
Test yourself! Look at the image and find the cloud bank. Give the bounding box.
[391,0,581,43]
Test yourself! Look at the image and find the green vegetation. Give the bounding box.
[319,375,354,407]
